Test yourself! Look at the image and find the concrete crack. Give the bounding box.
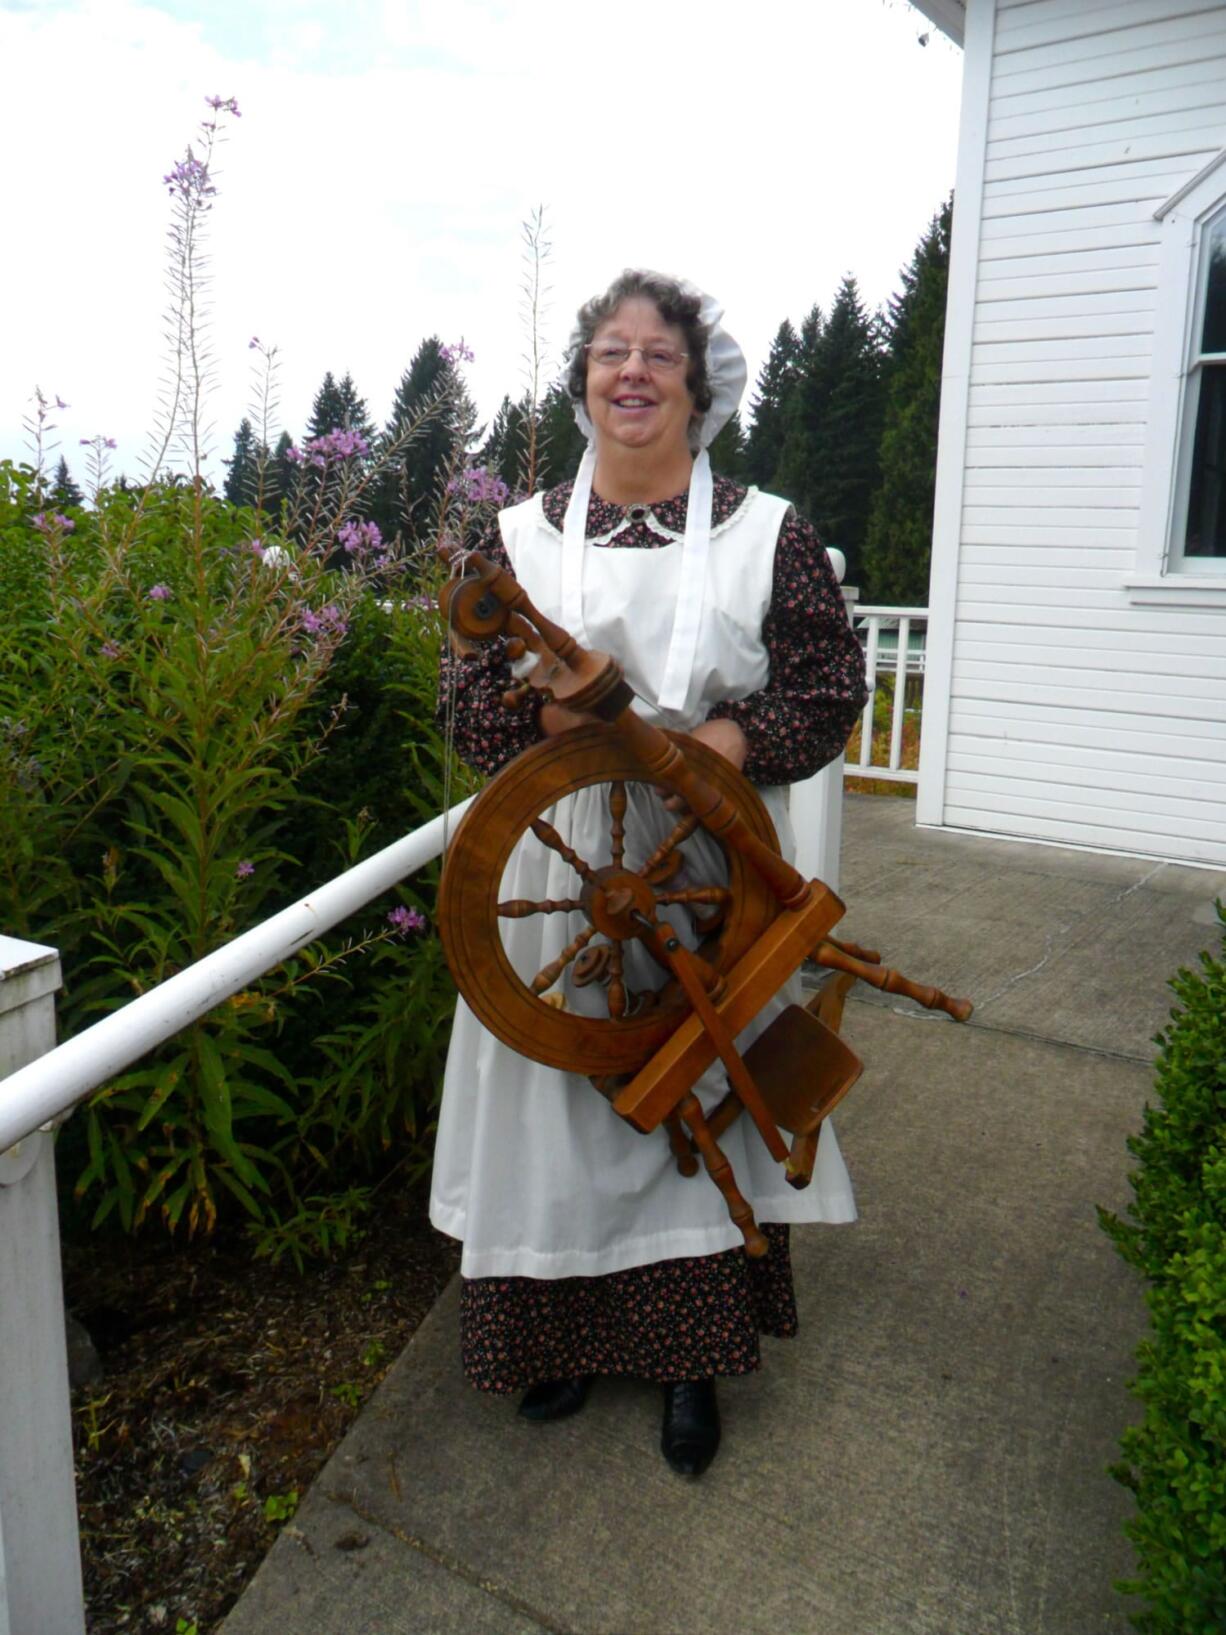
[322,1485,576,1635]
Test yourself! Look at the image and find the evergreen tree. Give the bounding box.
[304,371,347,442]
[777,278,885,587]
[50,456,84,509]
[371,337,474,541]
[707,410,746,481]
[223,417,260,506]
[334,372,375,445]
[268,431,298,520]
[482,394,532,493]
[534,382,588,490]
[744,319,801,490]
[863,198,952,605]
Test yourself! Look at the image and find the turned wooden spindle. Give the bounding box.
[529,818,602,887]
[531,925,598,995]
[785,1126,821,1189]
[677,1091,767,1257]
[655,886,732,910]
[498,896,585,918]
[663,1110,699,1177]
[607,939,627,1019]
[814,941,973,1022]
[825,934,881,965]
[640,811,703,880]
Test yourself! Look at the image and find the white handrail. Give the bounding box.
[0,796,474,1154]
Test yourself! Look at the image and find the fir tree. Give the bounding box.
[745,319,801,490]
[304,372,346,442]
[333,372,375,445]
[707,410,746,481]
[778,278,885,586]
[863,198,952,605]
[372,337,473,542]
[268,431,298,520]
[223,417,260,507]
[533,382,588,490]
[50,456,84,509]
[482,395,531,493]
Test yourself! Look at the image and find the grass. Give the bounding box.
[842,672,920,800]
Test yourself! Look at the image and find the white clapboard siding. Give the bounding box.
[925,0,1226,867]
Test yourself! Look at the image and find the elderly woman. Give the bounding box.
[431,270,867,1476]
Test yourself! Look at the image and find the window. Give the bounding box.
[1131,152,1226,606]
[1172,205,1226,568]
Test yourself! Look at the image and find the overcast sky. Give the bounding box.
[1,0,962,488]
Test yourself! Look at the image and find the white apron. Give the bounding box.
[429,485,856,1278]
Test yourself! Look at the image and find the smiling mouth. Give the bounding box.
[613,396,655,409]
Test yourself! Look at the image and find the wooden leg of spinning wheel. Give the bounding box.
[663,1111,699,1177]
[678,1092,768,1258]
[814,942,973,1023]
[785,1124,821,1190]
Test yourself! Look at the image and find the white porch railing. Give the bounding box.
[846,606,929,786]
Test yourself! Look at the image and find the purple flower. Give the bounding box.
[298,428,369,468]
[387,905,426,936]
[245,537,265,556]
[31,511,74,534]
[100,641,121,660]
[439,338,475,366]
[300,604,348,639]
[81,435,117,450]
[147,583,173,602]
[447,465,510,507]
[236,859,255,879]
[206,94,241,117]
[163,151,217,202]
[54,396,69,411]
[249,336,261,349]
[336,518,383,558]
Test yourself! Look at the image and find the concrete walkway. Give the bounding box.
[222,798,1226,1635]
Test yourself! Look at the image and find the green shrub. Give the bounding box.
[1100,906,1226,1633]
[0,461,473,1242]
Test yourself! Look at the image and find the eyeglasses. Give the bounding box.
[585,343,688,372]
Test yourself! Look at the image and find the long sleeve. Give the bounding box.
[706,508,868,785]
[436,530,546,778]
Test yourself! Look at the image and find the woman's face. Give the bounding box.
[584,297,696,460]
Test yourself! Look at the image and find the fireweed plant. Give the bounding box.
[0,96,489,1251]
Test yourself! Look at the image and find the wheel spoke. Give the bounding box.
[498,896,585,918]
[529,818,601,886]
[639,810,702,882]
[609,780,627,869]
[531,925,598,995]
[654,887,732,910]
[607,939,626,1019]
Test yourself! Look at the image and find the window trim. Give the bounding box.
[1133,149,1226,605]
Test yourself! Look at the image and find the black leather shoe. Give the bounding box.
[517,1375,592,1422]
[661,1378,721,1475]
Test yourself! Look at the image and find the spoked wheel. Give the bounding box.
[437,725,783,1077]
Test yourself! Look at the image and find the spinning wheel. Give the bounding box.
[437,725,781,1076]
[437,548,972,1256]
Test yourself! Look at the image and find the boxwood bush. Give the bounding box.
[1100,906,1226,1633]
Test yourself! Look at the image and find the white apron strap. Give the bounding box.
[656,448,713,713]
[561,443,597,644]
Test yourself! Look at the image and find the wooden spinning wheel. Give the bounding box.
[438,725,781,1076]
[437,548,973,1256]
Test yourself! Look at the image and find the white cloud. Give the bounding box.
[0,0,962,484]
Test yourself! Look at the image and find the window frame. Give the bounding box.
[1130,150,1226,608]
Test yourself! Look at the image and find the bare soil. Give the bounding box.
[62,1184,459,1635]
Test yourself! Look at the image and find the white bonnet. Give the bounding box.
[567,273,748,450]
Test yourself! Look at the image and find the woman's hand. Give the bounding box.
[686,717,748,771]
[539,700,601,736]
[662,718,749,811]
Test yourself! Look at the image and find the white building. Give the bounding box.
[909,0,1226,868]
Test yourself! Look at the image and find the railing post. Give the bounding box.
[789,572,856,895]
[0,936,85,1635]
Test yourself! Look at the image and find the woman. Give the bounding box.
[432,270,867,1476]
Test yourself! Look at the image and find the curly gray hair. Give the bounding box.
[565,270,713,432]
